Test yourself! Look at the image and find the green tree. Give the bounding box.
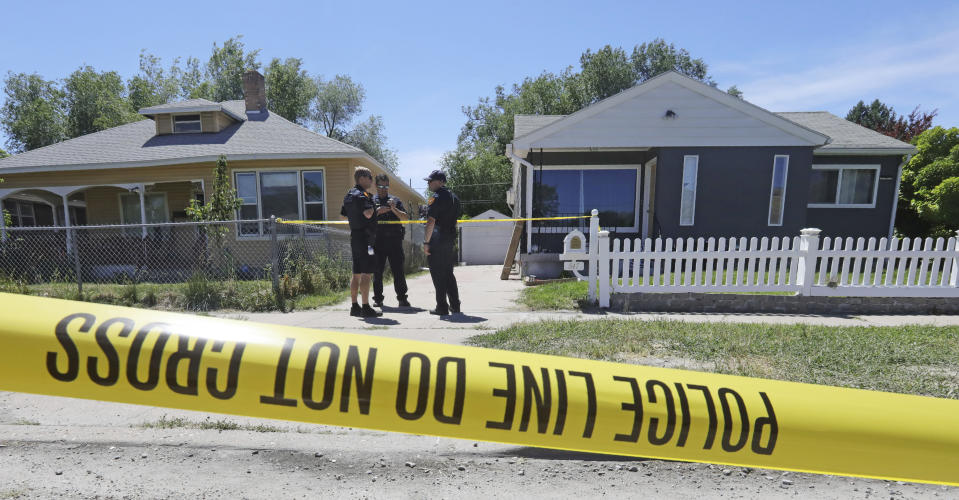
[726,85,744,99]
[445,40,719,215]
[343,115,399,172]
[265,57,316,124]
[630,38,714,85]
[63,66,139,138]
[897,126,959,237]
[127,51,185,110]
[311,74,365,139]
[0,72,67,152]
[0,148,8,158]
[205,36,261,102]
[846,99,937,143]
[579,45,635,101]
[186,154,241,223]
[442,143,512,216]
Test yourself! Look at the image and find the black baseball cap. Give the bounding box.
[423,170,447,182]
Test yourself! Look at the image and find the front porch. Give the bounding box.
[0,180,203,237]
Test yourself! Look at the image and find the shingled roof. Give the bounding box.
[513,109,915,154]
[776,111,914,153]
[0,100,364,173]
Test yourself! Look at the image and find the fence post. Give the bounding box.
[73,232,82,297]
[597,230,611,308]
[951,230,959,288]
[798,228,821,295]
[270,216,280,297]
[587,209,600,302]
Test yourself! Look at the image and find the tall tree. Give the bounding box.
[0,72,67,152]
[579,45,635,102]
[343,115,399,172]
[127,51,185,110]
[897,126,959,237]
[846,99,937,143]
[631,38,713,85]
[445,40,721,215]
[311,74,365,139]
[205,36,261,102]
[63,66,139,138]
[0,148,8,158]
[265,57,316,124]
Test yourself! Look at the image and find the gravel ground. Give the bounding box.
[0,394,956,499]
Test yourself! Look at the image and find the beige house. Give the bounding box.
[0,71,424,238]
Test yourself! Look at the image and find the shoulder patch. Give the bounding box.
[428,197,435,205]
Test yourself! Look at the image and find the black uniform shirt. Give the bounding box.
[341,185,377,236]
[427,186,461,238]
[373,194,406,238]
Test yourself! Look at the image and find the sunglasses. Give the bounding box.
[376,185,390,189]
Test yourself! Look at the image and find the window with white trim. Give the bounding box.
[808,165,880,208]
[173,114,202,133]
[235,172,260,235]
[302,171,325,220]
[767,155,789,226]
[679,155,698,226]
[235,169,327,237]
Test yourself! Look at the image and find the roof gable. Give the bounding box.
[511,71,830,152]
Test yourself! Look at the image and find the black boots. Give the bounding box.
[351,303,383,317]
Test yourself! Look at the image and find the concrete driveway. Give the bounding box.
[221,264,959,346]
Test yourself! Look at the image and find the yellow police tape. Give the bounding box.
[276,215,593,225]
[1,292,957,486]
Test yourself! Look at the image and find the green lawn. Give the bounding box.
[468,319,959,399]
[522,268,950,311]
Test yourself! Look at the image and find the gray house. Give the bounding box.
[505,71,915,275]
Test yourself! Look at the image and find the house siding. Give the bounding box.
[653,146,815,238]
[156,114,172,135]
[0,157,422,226]
[804,154,904,239]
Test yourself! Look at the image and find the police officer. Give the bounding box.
[341,167,382,318]
[372,174,411,308]
[422,170,461,316]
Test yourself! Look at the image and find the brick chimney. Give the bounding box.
[242,70,267,113]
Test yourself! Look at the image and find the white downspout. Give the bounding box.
[888,153,913,239]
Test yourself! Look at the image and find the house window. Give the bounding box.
[808,165,880,208]
[235,172,260,235]
[679,155,698,226]
[119,193,168,224]
[173,114,202,134]
[3,200,36,227]
[767,155,789,226]
[532,166,638,230]
[302,171,325,220]
[234,168,327,237]
[260,172,299,234]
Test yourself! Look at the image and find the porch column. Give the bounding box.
[62,194,73,253]
[138,184,147,238]
[0,195,6,243]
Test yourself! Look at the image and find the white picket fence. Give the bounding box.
[560,210,959,307]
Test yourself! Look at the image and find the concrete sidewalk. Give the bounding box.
[217,265,959,345]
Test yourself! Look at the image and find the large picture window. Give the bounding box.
[533,166,638,230]
[767,155,789,226]
[234,168,326,237]
[808,165,880,208]
[679,155,698,226]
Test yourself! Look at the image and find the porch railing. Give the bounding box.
[560,210,959,307]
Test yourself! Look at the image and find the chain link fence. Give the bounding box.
[0,218,428,311]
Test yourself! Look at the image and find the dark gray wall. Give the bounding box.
[654,146,815,238]
[804,155,903,239]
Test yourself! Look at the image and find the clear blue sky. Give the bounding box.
[2,0,957,190]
